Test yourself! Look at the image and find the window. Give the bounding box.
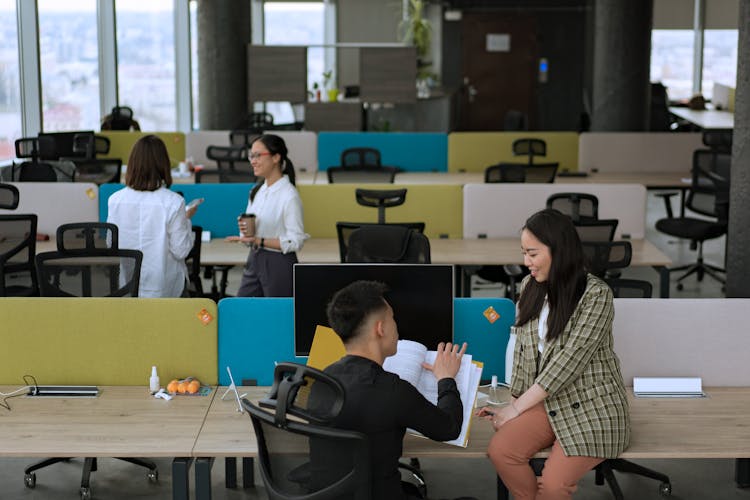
[37,0,100,132]
[116,0,176,131]
[650,30,694,101]
[0,0,21,160]
[263,1,327,123]
[190,0,199,130]
[702,30,738,101]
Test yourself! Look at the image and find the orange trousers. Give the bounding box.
[487,403,603,500]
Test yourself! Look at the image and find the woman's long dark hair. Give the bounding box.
[249,134,297,202]
[516,208,588,341]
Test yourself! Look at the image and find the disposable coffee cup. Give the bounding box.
[238,213,256,237]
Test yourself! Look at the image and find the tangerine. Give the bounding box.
[177,381,188,394]
[167,379,179,394]
[187,379,201,394]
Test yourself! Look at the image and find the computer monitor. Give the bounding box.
[38,130,95,160]
[293,264,454,357]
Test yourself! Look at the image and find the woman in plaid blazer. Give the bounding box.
[478,209,630,499]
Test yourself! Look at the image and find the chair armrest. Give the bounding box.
[655,192,678,219]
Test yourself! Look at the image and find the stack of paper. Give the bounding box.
[633,377,704,398]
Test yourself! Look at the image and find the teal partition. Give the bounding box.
[99,183,256,238]
[317,132,448,172]
[218,297,514,386]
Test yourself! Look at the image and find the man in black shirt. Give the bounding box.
[322,280,467,500]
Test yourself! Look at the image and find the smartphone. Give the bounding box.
[186,198,204,210]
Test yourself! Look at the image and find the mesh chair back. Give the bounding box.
[15,137,40,159]
[72,158,122,184]
[346,225,431,264]
[230,129,261,147]
[340,147,381,168]
[574,219,618,242]
[702,129,732,153]
[17,162,58,182]
[0,183,20,209]
[109,106,136,131]
[72,133,111,159]
[206,145,257,183]
[512,138,547,163]
[243,362,371,500]
[485,162,558,183]
[56,222,118,252]
[690,150,730,219]
[581,241,632,278]
[547,192,599,223]
[355,188,407,224]
[36,248,142,297]
[336,221,425,262]
[327,166,396,184]
[605,278,652,298]
[185,226,203,297]
[0,214,38,296]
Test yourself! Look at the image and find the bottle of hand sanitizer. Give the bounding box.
[149,366,160,394]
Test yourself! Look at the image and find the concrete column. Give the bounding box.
[726,0,750,297]
[197,0,252,130]
[591,0,653,131]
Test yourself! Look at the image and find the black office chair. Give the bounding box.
[484,162,558,183]
[355,188,408,224]
[0,182,20,209]
[702,129,732,154]
[573,218,618,243]
[13,137,59,182]
[71,132,111,159]
[341,147,381,168]
[0,213,39,297]
[229,129,261,147]
[242,362,372,499]
[194,168,220,183]
[606,278,653,298]
[346,225,431,264]
[234,111,274,131]
[512,138,546,165]
[546,193,599,223]
[655,150,729,290]
[581,241,632,279]
[336,222,425,262]
[327,166,397,184]
[206,145,257,183]
[70,158,122,185]
[56,222,118,252]
[107,105,140,131]
[186,225,204,297]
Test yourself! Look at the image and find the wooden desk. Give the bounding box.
[201,237,672,297]
[0,385,215,500]
[669,107,734,129]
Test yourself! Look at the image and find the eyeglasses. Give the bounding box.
[249,152,272,160]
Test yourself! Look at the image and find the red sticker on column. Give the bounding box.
[197,308,213,325]
[483,306,500,324]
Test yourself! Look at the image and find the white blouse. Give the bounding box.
[107,186,193,297]
[244,175,308,253]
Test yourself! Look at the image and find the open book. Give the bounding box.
[383,339,483,447]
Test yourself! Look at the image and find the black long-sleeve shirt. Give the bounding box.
[322,355,463,500]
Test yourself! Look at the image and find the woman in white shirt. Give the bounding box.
[107,135,197,297]
[226,134,307,296]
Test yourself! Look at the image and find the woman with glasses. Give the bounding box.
[226,134,308,296]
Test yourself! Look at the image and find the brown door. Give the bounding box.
[458,12,537,131]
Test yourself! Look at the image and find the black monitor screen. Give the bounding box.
[38,131,94,160]
[294,264,454,356]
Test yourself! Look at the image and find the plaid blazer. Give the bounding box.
[510,274,630,458]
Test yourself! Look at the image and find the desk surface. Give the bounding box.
[393,172,691,188]
[0,386,214,458]
[195,386,750,460]
[199,237,671,268]
[669,107,734,130]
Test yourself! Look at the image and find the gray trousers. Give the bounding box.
[237,248,297,297]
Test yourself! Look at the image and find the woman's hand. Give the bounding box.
[225,235,256,245]
[186,204,199,219]
[475,399,520,430]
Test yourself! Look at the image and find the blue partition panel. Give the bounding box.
[454,298,515,383]
[218,298,306,386]
[218,297,514,386]
[99,183,256,238]
[317,132,448,172]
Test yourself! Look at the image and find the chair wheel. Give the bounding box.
[659,482,672,496]
[676,283,684,291]
[80,486,92,500]
[147,469,159,482]
[24,472,36,488]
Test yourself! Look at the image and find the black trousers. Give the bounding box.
[237,248,297,297]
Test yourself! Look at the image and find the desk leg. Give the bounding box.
[172,457,192,500]
[655,265,670,298]
[242,457,255,488]
[224,457,237,488]
[496,475,510,500]
[195,457,215,500]
[736,459,750,488]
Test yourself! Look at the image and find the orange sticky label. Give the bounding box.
[85,187,96,199]
[197,308,213,325]
[483,306,500,324]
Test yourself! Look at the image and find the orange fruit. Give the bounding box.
[187,379,200,394]
[177,381,188,394]
[167,379,179,394]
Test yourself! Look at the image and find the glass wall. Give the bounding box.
[0,0,21,160]
[38,0,100,132]
[703,30,738,101]
[650,30,694,101]
[190,0,199,130]
[116,0,176,131]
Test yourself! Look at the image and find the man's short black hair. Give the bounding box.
[326,280,389,343]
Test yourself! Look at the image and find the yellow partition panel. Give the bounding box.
[298,184,463,239]
[447,131,579,173]
[99,131,186,167]
[0,298,218,385]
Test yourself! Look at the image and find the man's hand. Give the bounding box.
[422,342,467,380]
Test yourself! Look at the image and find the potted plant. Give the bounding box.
[400,0,432,80]
[322,70,339,102]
